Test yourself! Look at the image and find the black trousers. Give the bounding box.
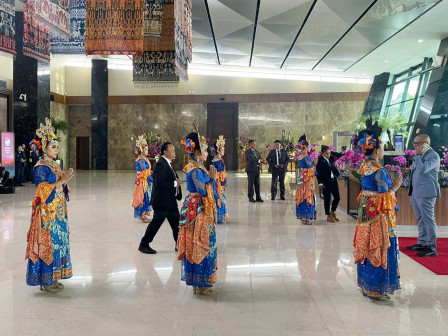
[14,166,24,186]
[247,171,260,199]
[323,178,340,215]
[271,169,286,198]
[140,202,179,246]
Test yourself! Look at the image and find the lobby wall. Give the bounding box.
[50,102,69,168]
[68,106,92,170]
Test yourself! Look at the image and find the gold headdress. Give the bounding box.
[216,135,225,150]
[194,124,208,152]
[134,135,148,154]
[36,118,57,149]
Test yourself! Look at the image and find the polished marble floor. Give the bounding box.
[1,171,448,336]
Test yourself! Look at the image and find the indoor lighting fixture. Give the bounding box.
[384,60,389,63]
[418,39,424,43]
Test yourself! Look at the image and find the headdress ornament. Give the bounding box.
[29,139,41,152]
[216,135,225,150]
[36,118,57,149]
[194,124,208,153]
[182,124,208,155]
[134,135,148,155]
[295,134,309,150]
[351,117,382,154]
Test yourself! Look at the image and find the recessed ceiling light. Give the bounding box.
[384,60,389,63]
[418,39,424,43]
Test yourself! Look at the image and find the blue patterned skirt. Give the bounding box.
[296,198,316,220]
[181,230,217,288]
[217,192,228,224]
[357,236,400,296]
[26,217,73,286]
[134,184,152,218]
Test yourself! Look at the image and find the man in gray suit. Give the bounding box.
[245,140,267,203]
[406,134,440,257]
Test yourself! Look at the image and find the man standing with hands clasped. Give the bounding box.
[266,140,289,200]
[406,134,440,257]
[138,142,183,254]
[245,140,267,203]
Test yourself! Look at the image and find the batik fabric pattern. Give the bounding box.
[132,156,153,218]
[295,154,317,220]
[353,158,400,298]
[85,0,145,55]
[51,0,86,54]
[133,0,179,86]
[144,0,163,37]
[173,0,192,81]
[212,158,228,224]
[25,159,73,286]
[23,0,51,62]
[0,0,16,56]
[177,160,218,288]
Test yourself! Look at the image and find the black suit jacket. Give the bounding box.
[266,148,289,173]
[316,156,340,186]
[245,148,261,173]
[150,157,182,210]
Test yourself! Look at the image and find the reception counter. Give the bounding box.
[337,178,448,226]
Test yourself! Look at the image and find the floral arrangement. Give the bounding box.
[236,136,250,153]
[264,143,272,156]
[334,149,366,175]
[385,155,412,187]
[439,146,448,187]
[144,132,162,157]
[292,143,321,162]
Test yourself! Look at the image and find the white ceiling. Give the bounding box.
[15,0,448,79]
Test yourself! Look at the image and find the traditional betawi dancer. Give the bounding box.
[132,135,153,223]
[211,135,228,224]
[295,134,318,225]
[25,118,75,292]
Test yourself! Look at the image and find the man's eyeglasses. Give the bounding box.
[413,142,427,146]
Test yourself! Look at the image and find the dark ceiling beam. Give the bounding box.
[249,0,261,67]
[280,0,318,69]
[204,0,220,65]
[311,0,378,70]
[345,0,443,72]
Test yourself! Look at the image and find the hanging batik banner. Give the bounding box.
[23,0,51,62]
[174,0,192,81]
[85,0,145,56]
[133,0,179,87]
[51,0,86,54]
[144,0,163,38]
[36,0,70,40]
[0,0,16,57]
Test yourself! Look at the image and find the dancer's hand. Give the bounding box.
[62,168,74,183]
[209,165,217,179]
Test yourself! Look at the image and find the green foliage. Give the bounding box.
[51,118,71,136]
[144,131,162,145]
[351,170,361,183]
[354,114,410,137]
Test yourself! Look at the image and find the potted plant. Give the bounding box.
[51,117,71,169]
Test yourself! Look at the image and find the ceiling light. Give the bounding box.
[384,60,389,63]
[418,39,424,43]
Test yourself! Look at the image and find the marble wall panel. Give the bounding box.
[239,101,366,157]
[69,106,92,170]
[50,102,69,167]
[108,104,207,170]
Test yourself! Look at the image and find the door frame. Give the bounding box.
[0,88,13,132]
[207,103,239,171]
[76,136,90,170]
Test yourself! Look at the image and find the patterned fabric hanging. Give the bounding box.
[51,0,86,54]
[144,0,163,38]
[174,0,192,81]
[133,0,192,86]
[23,0,51,62]
[85,0,145,56]
[0,0,16,57]
[23,0,70,62]
[133,0,179,86]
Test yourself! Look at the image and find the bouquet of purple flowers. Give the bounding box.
[334,149,366,174]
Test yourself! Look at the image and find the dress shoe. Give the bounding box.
[249,198,256,203]
[406,244,426,251]
[175,245,178,252]
[271,196,275,200]
[280,196,285,200]
[327,215,335,223]
[330,211,340,221]
[417,247,438,257]
[256,198,264,202]
[138,245,157,254]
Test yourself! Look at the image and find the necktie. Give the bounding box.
[276,150,279,165]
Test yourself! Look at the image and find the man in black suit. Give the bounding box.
[266,140,290,200]
[14,145,25,187]
[245,140,267,203]
[316,145,340,223]
[0,166,14,194]
[138,142,183,254]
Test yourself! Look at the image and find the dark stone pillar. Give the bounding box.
[91,59,108,170]
[362,72,390,116]
[13,12,50,147]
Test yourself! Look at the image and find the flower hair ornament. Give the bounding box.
[36,118,57,149]
[134,135,148,155]
[295,134,309,150]
[29,139,41,152]
[351,133,377,154]
[181,138,196,154]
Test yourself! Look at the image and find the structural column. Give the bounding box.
[91,59,108,170]
[13,12,50,146]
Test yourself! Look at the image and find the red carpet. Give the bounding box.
[398,237,448,275]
